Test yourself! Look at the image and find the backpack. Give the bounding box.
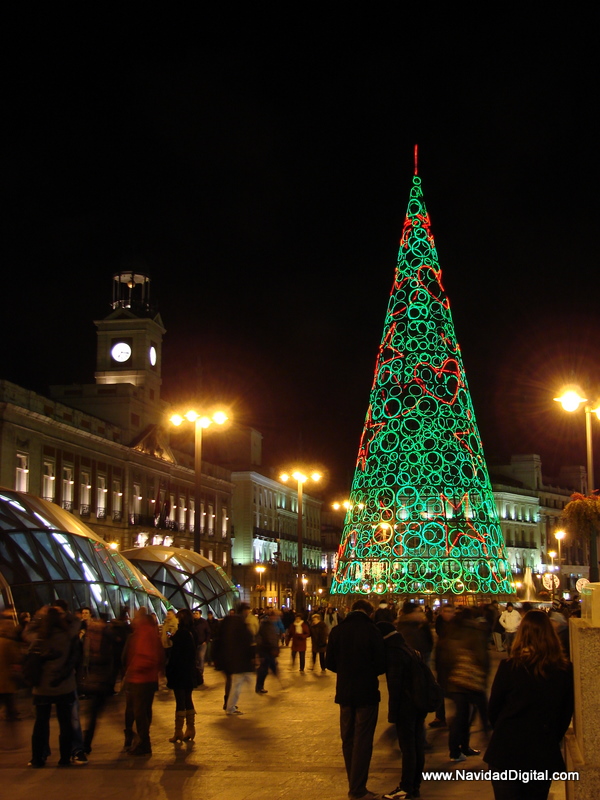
[403,642,443,714]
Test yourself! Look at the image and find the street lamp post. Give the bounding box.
[554,388,600,581]
[255,565,265,609]
[170,410,228,554]
[555,529,566,597]
[280,469,322,612]
[548,550,557,601]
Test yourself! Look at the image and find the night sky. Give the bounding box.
[4,9,598,497]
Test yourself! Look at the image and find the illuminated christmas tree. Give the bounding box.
[331,159,513,597]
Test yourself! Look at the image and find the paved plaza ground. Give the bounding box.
[0,646,569,800]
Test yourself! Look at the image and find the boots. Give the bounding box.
[168,712,186,743]
[183,711,196,742]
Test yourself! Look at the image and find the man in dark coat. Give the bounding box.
[377,621,426,800]
[213,604,255,715]
[255,609,280,693]
[326,599,386,800]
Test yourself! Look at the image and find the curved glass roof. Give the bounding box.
[0,489,168,618]
[121,545,239,618]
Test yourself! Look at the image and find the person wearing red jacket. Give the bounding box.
[122,609,164,755]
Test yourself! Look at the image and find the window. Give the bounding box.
[62,466,74,509]
[132,483,142,517]
[222,508,228,538]
[113,480,122,521]
[208,549,214,561]
[97,475,107,518]
[189,499,195,532]
[80,471,91,515]
[15,453,29,492]
[178,496,186,529]
[208,504,214,535]
[43,461,55,501]
[222,551,228,568]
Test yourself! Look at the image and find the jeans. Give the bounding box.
[196,643,207,681]
[125,682,157,749]
[226,672,253,713]
[311,651,326,670]
[448,691,481,756]
[31,693,75,765]
[340,704,379,798]
[256,653,278,691]
[292,650,306,671]
[395,714,426,794]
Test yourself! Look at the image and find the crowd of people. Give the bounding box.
[0,595,576,800]
[325,598,575,800]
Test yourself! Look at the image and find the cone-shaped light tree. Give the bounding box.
[331,163,513,597]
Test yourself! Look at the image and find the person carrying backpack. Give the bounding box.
[377,620,440,800]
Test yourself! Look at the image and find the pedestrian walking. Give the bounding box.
[498,602,521,654]
[308,613,328,671]
[288,613,310,673]
[429,603,456,728]
[122,608,164,755]
[78,614,113,754]
[213,603,256,715]
[441,608,489,762]
[255,609,281,693]
[165,609,197,742]
[326,599,386,800]
[192,609,210,686]
[27,605,80,768]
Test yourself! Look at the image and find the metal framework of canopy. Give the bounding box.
[121,545,238,618]
[0,489,168,618]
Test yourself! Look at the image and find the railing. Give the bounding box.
[128,515,180,530]
[113,510,123,522]
[62,500,74,511]
[97,507,106,520]
[80,505,90,517]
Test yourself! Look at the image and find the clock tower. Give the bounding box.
[94,271,165,402]
[51,270,168,444]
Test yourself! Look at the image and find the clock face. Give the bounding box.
[149,346,157,366]
[111,342,132,363]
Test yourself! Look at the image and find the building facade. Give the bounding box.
[230,470,323,609]
[491,454,589,595]
[0,271,234,573]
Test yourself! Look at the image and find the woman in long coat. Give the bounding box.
[165,609,197,742]
[288,614,310,673]
[484,610,574,800]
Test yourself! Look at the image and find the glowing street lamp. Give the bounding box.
[170,409,229,553]
[280,469,322,611]
[554,386,599,581]
[255,565,266,609]
[332,500,365,512]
